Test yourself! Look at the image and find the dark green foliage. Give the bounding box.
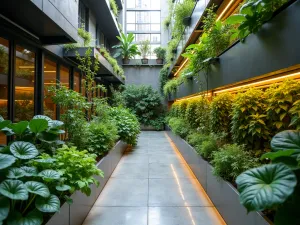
[109,107,141,145]
[186,133,211,147]
[168,117,190,138]
[212,144,260,181]
[159,64,170,94]
[196,139,218,160]
[122,85,165,127]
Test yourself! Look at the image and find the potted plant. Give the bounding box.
[139,40,151,64]
[153,47,166,64]
[112,33,140,64]
[183,16,192,26]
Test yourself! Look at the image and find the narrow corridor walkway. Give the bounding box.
[82,131,226,225]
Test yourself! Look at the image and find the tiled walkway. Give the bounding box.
[82,131,226,225]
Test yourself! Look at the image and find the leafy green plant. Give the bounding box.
[196,138,218,160]
[226,0,288,40]
[168,117,190,138]
[112,33,141,60]
[139,40,151,59]
[109,107,140,145]
[236,130,300,225]
[163,0,174,30]
[163,78,181,96]
[109,0,119,17]
[121,85,164,126]
[186,133,211,147]
[212,144,260,181]
[153,47,166,60]
[210,92,233,136]
[159,64,170,94]
[231,88,270,152]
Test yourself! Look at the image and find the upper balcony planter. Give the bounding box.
[83,0,121,40]
[115,0,124,10]
[122,59,164,66]
[1,0,78,44]
[169,0,300,101]
[64,47,125,84]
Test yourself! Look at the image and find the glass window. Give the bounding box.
[127,24,135,31]
[15,46,35,122]
[151,12,160,23]
[151,34,160,42]
[74,71,80,93]
[78,0,89,31]
[151,24,160,31]
[44,58,57,119]
[136,34,150,42]
[151,0,161,9]
[0,37,9,144]
[136,12,150,23]
[60,66,69,88]
[127,0,135,8]
[127,11,136,23]
[81,78,86,96]
[136,24,150,31]
[136,0,150,8]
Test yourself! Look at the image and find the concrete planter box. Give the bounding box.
[166,130,271,225]
[46,141,128,225]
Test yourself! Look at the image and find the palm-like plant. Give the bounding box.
[112,33,140,64]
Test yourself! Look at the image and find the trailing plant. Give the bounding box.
[236,130,300,225]
[121,85,164,126]
[168,101,180,118]
[226,0,288,40]
[99,47,125,79]
[168,117,190,139]
[212,144,260,182]
[64,28,92,50]
[231,88,270,152]
[210,92,233,137]
[109,107,141,145]
[165,37,180,64]
[112,33,141,60]
[153,47,166,60]
[163,0,174,30]
[163,78,181,96]
[139,40,151,59]
[109,0,119,17]
[159,64,170,94]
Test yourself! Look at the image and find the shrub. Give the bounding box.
[122,85,164,126]
[178,100,189,117]
[212,144,260,182]
[86,120,119,155]
[109,107,140,145]
[186,133,211,147]
[210,92,233,136]
[159,64,170,94]
[231,88,270,151]
[168,117,190,138]
[196,139,218,160]
[153,47,166,60]
[194,96,210,133]
[169,102,181,118]
[163,78,181,96]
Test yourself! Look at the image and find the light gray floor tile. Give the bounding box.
[95,178,148,206]
[149,153,183,164]
[112,163,149,178]
[83,207,147,225]
[149,178,213,206]
[149,163,194,179]
[148,207,225,225]
[119,152,149,164]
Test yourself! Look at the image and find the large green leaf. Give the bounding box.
[6,209,43,225]
[33,115,52,127]
[37,131,58,143]
[236,164,297,212]
[35,195,60,213]
[271,130,300,152]
[25,181,50,198]
[10,142,39,160]
[9,121,28,135]
[226,14,247,25]
[33,158,56,164]
[38,170,60,181]
[0,180,28,200]
[29,119,48,134]
[50,120,64,129]
[261,150,296,160]
[0,120,11,130]
[0,153,16,169]
[7,168,25,179]
[21,166,38,177]
[0,196,9,221]
[55,184,71,192]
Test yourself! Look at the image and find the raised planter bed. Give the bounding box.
[46,141,128,225]
[166,130,271,225]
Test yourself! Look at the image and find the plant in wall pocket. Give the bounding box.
[153,47,166,64]
[112,33,140,64]
[139,40,151,64]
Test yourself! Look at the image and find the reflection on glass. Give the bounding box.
[60,65,69,87]
[44,58,57,119]
[81,78,86,96]
[15,45,35,122]
[74,71,80,93]
[136,11,150,23]
[136,34,150,42]
[136,24,150,32]
[151,34,161,42]
[0,37,9,144]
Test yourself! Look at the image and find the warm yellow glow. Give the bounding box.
[19,66,46,69]
[15,86,34,90]
[176,92,212,102]
[174,58,189,77]
[217,0,236,21]
[214,71,300,94]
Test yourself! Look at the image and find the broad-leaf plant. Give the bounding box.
[236,130,300,225]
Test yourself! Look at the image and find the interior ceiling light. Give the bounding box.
[19,66,46,69]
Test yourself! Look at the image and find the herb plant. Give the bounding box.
[139,40,151,59]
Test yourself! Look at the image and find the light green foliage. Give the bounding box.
[109,0,119,17]
[212,144,260,181]
[109,107,141,145]
[231,88,269,152]
[53,145,103,196]
[210,92,233,136]
[186,133,211,147]
[237,130,300,224]
[153,47,166,60]
[165,37,180,65]
[162,0,174,30]
[112,33,141,59]
[109,85,126,107]
[159,64,170,94]
[265,79,300,134]
[168,102,180,118]
[196,138,218,160]
[121,85,165,127]
[168,117,190,138]
[99,47,125,79]
[178,100,189,117]
[86,120,119,156]
[226,0,288,40]
[64,28,92,50]
[163,78,181,96]
[139,40,151,59]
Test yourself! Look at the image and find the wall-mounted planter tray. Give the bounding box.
[166,130,271,225]
[46,141,128,225]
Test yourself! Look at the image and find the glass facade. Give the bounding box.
[44,58,57,119]
[74,71,80,93]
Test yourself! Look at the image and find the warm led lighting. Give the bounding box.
[176,92,212,102]
[217,0,236,21]
[174,58,189,77]
[16,86,34,90]
[214,72,300,94]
